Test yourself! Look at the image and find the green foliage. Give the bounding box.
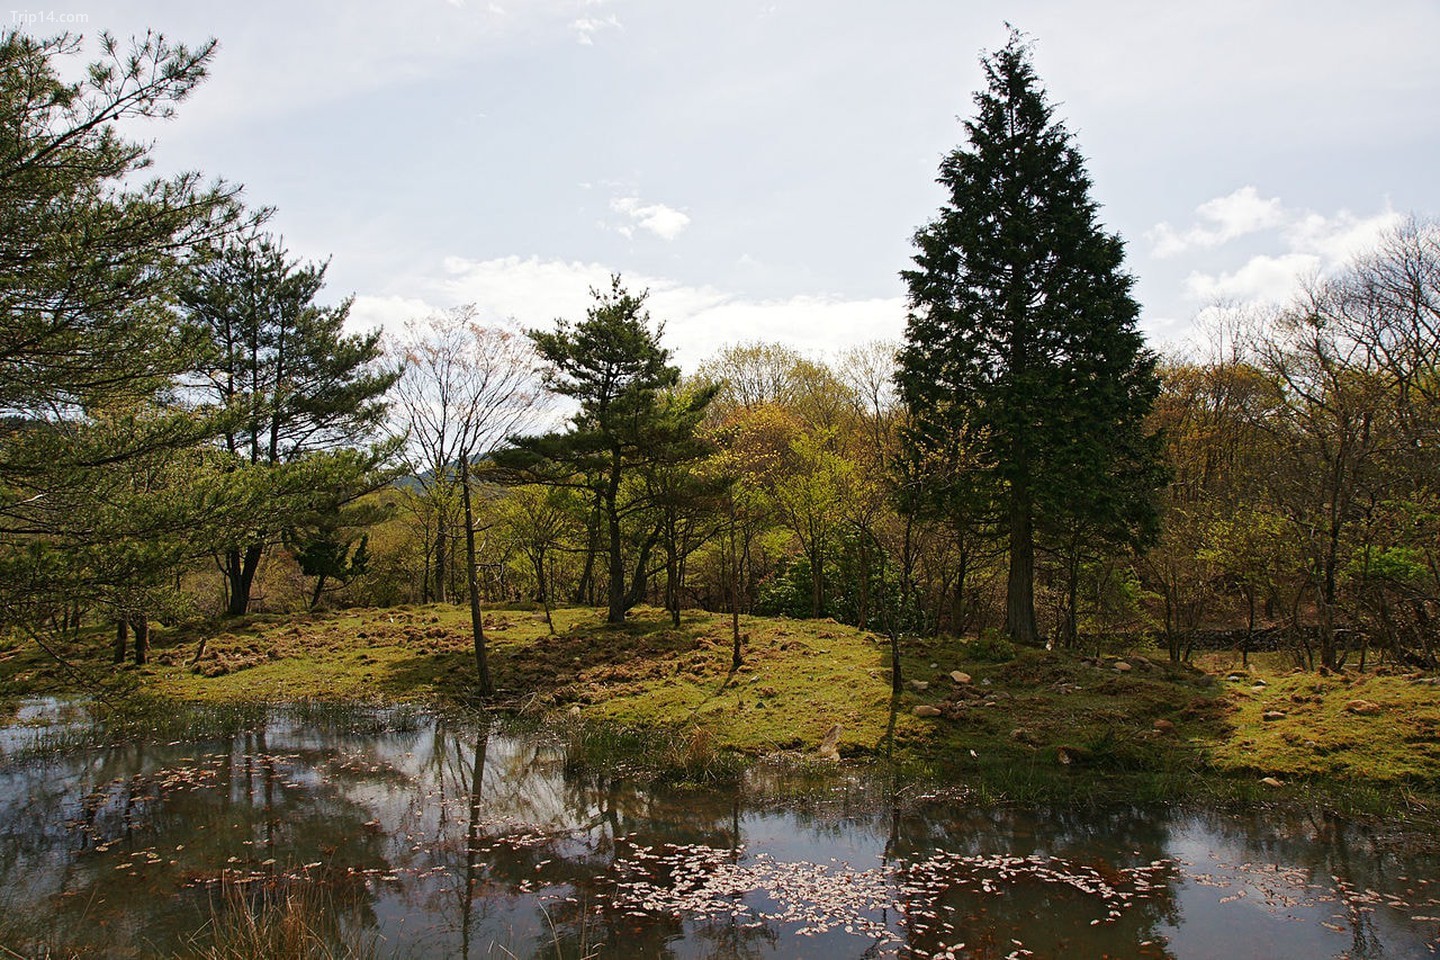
[180,228,400,615]
[0,30,246,633]
[965,629,1017,663]
[0,30,242,419]
[500,276,715,623]
[897,32,1164,644]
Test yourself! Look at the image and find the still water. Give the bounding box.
[0,699,1437,959]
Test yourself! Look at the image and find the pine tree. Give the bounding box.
[181,229,400,615]
[897,32,1163,646]
[498,276,715,624]
[0,31,243,638]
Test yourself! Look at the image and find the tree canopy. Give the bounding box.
[897,32,1164,646]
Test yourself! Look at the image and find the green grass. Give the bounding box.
[1204,662,1440,781]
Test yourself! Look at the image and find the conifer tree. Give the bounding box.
[498,276,715,624]
[897,32,1163,646]
[181,230,400,615]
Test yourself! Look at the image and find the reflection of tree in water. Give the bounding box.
[6,709,1440,959]
[410,717,780,959]
[1178,808,1440,960]
[0,717,395,956]
[880,801,1181,958]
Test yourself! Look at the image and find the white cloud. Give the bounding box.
[1147,186,1286,258]
[571,14,621,45]
[347,294,439,338]
[1165,195,1404,307]
[608,196,692,241]
[350,255,904,370]
[1283,207,1404,265]
[1182,253,1320,303]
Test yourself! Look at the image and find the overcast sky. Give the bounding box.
[27,1,1440,366]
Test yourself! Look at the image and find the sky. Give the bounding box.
[21,1,1440,367]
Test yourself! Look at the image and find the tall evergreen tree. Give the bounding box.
[897,32,1163,646]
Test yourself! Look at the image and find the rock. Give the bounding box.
[1251,678,1268,686]
[1226,673,1248,682]
[1113,661,1133,673]
[950,671,972,684]
[567,705,582,717]
[817,723,843,761]
[1262,710,1287,721]
[912,704,943,718]
[1152,719,1176,733]
[1345,699,1383,716]
[908,679,931,691]
[1260,776,1285,788]
[929,662,939,670]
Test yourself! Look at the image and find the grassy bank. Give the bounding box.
[3,604,1438,816]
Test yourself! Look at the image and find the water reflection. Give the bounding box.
[0,700,1436,958]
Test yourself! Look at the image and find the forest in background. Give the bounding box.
[3,28,1438,687]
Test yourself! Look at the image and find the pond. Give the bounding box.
[0,699,1437,959]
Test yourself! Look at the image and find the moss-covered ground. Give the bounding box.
[3,605,1438,816]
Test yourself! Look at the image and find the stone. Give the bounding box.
[1262,710,1287,721]
[1260,776,1284,788]
[950,671,972,684]
[567,705,582,717]
[817,723,843,761]
[929,662,939,670]
[908,679,931,691]
[1113,661,1133,673]
[1152,719,1175,734]
[1345,699,1383,716]
[912,704,943,718]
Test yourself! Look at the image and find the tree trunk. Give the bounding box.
[532,549,555,635]
[605,449,626,624]
[1005,487,1039,645]
[113,620,128,664]
[1063,547,1080,648]
[460,724,489,960]
[434,511,448,604]
[574,487,602,605]
[309,572,328,612]
[225,543,264,617]
[130,618,149,666]
[459,458,491,696]
[727,522,742,670]
[857,538,871,631]
[666,542,680,628]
